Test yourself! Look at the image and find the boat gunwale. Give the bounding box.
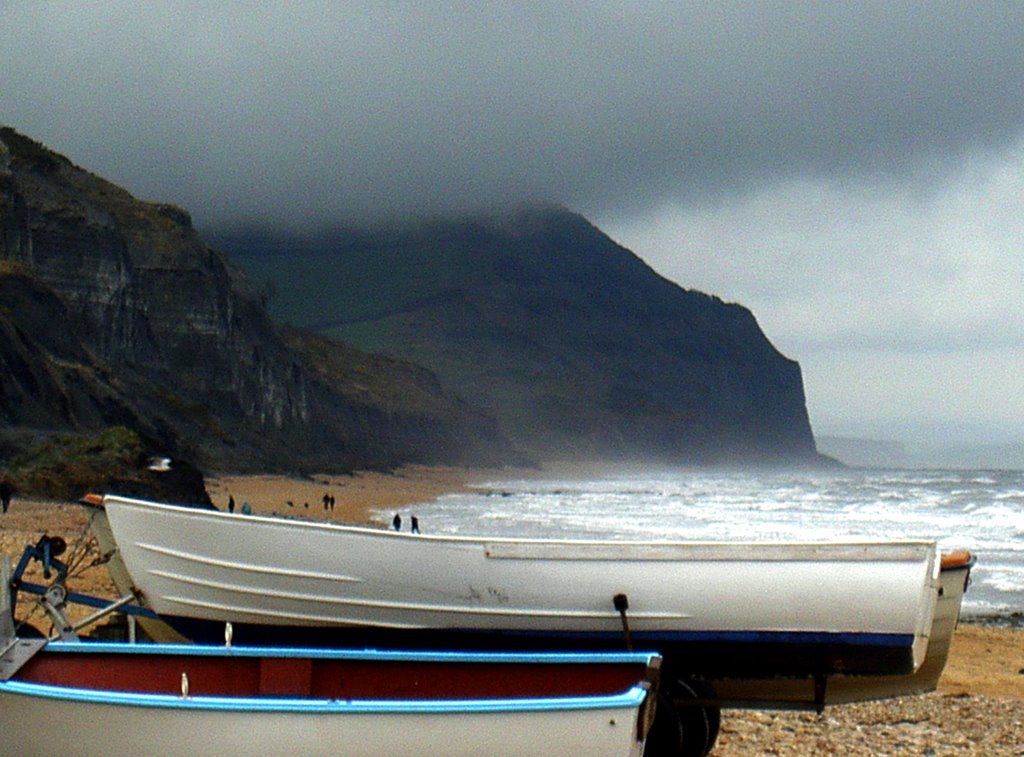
[99,494,939,559]
[0,679,651,714]
[38,641,660,665]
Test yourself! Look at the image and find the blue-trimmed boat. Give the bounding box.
[0,641,659,757]
[78,493,958,756]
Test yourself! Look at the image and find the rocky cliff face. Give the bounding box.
[0,128,306,431]
[0,125,820,471]
[0,127,513,472]
[0,265,147,435]
[224,208,822,465]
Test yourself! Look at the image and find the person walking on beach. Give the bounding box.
[228,495,235,514]
[392,513,402,531]
[411,516,420,534]
[0,479,11,514]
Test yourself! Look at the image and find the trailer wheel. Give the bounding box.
[643,691,684,756]
[668,678,710,757]
[686,679,721,756]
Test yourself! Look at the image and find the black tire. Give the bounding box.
[669,678,711,757]
[687,679,721,755]
[643,690,685,756]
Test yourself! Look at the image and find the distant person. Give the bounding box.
[329,494,335,511]
[323,493,330,511]
[392,513,402,531]
[0,480,11,514]
[228,495,235,514]
[411,516,420,534]
[240,501,252,515]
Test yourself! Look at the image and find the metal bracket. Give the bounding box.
[40,582,79,642]
[613,593,633,651]
[813,673,827,714]
[1,556,13,643]
[0,637,47,681]
[1,558,48,680]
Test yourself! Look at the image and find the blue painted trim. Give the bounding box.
[43,628,913,660]
[630,630,915,648]
[0,680,648,714]
[15,581,160,619]
[40,641,659,665]
[444,628,916,649]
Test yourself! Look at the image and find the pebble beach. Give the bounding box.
[2,466,1021,755]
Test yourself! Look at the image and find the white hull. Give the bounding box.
[81,505,187,643]
[0,687,647,757]
[712,552,973,707]
[99,495,940,676]
[0,644,655,757]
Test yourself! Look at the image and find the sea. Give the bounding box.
[398,467,1024,622]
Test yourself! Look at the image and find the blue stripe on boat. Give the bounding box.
[455,629,916,648]
[0,680,649,714]
[40,642,660,664]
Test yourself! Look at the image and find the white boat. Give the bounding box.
[0,641,658,757]
[711,549,975,709]
[77,502,189,643]
[91,494,940,681]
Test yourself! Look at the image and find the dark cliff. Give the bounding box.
[0,264,151,438]
[1,125,819,471]
[221,208,820,464]
[0,127,515,473]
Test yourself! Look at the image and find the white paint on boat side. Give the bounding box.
[101,494,940,675]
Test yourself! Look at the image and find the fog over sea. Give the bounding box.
[404,468,1024,620]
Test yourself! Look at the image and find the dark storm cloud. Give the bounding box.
[5,3,1024,229]
[5,2,1024,451]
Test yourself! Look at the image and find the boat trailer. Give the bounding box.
[3,536,158,647]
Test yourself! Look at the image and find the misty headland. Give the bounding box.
[1,126,829,489]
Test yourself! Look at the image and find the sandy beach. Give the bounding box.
[1,467,1021,755]
[204,465,486,525]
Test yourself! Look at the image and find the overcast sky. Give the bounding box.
[4,2,1023,452]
